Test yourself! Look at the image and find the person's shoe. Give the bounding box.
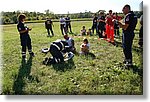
[125,62,133,67]
[123,59,126,64]
[43,58,49,65]
[22,55,27,61]
[30,52,35,57]
[124,60,133,67]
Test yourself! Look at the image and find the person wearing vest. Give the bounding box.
[45,18,54,37]
[118,4,137,67]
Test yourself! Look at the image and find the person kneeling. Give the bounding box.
[80,38,90,55]
[43,39,74,65]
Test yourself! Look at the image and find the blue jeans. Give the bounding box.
[122,31,135,62]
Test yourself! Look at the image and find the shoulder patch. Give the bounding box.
[126,16,129,22]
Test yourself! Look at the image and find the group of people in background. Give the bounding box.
[45,15,73,37]
[17,4,142,67]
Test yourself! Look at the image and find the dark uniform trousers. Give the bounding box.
[49,45,64,63]
[60,24,66,35]
[20,34,32,55]
[122,31,135,62]
[139,26,143,47]
[92,24,97,34]
[47,26,54,36]
[66,23,72,33]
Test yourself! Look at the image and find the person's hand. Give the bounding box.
[27,28,32,31]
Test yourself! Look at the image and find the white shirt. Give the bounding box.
[66,37,73,47]
[60,18,66,24]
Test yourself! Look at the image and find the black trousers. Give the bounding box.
[60,24,66,35]
[122,31,135,62]
[20,34,32,55]
[46,26,54,36]
[92,24,97,34]
[66,23,72,33]
[138,26,143,46]
[50,45,64,63]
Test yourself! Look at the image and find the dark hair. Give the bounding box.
[124,4,131,10]
[109,10,112,13]
[18,14,26,22]
[83,38,88,44]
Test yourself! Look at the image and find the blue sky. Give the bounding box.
[0,0,143,14]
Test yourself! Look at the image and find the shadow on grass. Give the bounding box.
[52,59,76,72]
[131,65,143,77]
[12,57,33,95]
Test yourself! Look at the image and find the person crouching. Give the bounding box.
[64,34,76,53]
[43,39,70,65]
[80,38,90,55]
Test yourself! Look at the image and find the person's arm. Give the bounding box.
[19,28,31,34]
[51,21,54,27]
[71,39,75,47]
[118,22,129,30]
[118,15,130,30]
[140,15,143,25]
[45,21,47,28]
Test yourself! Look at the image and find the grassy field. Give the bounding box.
[1,20,143,95]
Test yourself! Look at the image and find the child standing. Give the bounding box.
[80,38,90,55]
[17,14,35,59]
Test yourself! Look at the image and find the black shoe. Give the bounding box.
[22,55,26,59]
[30,52,35,57]
[43,58,48,65]
[124,59,133,67]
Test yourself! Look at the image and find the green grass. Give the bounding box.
[1,20,143,95]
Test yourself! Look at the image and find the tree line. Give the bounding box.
[0,10,142,24]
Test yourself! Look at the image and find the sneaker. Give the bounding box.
[123,59,126,64]
[30,52,35,57]
[43,58,49,65]
[125,62,133,67]
[124,60,133,67]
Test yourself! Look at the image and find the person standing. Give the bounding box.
[92,13,98,35]
[105,10,115,43]
[60,16,66,35]
[17,14,35,59]
[65,15,72,33]
[97,11,106,38]
[138,15,143,48]
[45,18,54,37]
[114,12,122,38]
[118,4,137,67]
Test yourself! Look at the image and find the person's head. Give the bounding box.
[83,38,88,44]
[18,14,26,22]
[88,28,92,32]
[93,13,97,17]
[109,10,112,15]
[122,4,131,15]
[115,12,118,16]
[64,34,69,40]
[82,26,85,29]
[99,11,104,16]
